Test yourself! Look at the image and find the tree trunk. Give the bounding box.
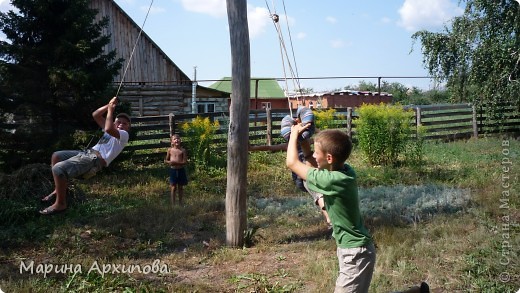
[225,0,250,247]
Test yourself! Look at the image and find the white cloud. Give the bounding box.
[398,0,463,32]
[247,6,295,39]
[178,0,277,39]
[330,39,344,49]
[247,6,270,38]
[180,0,227,18]
[0,0,12,13]
[296,32,306,39]
[325,16,337,24]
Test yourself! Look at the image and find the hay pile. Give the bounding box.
[0,163,53,200]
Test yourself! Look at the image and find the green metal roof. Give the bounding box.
[209,77,286,98]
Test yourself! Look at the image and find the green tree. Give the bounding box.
[412,0,520,110]
[346,80,429,105]
[352,80,378,92]
[297,87,314,94]
[0,0,122,169]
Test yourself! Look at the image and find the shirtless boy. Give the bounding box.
[164,134,188,205]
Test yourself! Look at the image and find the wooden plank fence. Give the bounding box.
[126,103,519,158]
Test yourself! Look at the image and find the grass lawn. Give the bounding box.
[0,136,518,292]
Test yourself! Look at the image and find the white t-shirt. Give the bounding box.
[91,130,129,166]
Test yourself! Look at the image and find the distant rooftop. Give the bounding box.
[298,90,393,97]
[209,77,286,98]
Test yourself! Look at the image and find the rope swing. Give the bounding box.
[265,0,303,117]
[115,0,155,97]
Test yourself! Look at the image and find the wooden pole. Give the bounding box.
[169,113,175,136]
[471,104,478,138]
[415,106,422,138]
[346,107,352,137]
[225,0,250,248]
[266,107,272,146]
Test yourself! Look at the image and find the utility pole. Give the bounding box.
[192,66,197,114]
[225,0,250,247]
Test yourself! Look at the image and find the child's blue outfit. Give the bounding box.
[169,167,188,186]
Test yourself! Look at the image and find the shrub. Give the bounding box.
[314,108,344,130]
[356,103,415,166]
[404,125,426,167]
[181,116,220,168]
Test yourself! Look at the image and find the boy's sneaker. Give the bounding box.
[420,282,430,293]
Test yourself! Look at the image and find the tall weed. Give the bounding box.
[356,103,415,166]
[181,116,220,169]
[314,108,343,130]
[404,125,426,167]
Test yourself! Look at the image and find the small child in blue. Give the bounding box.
[164,134,188,205]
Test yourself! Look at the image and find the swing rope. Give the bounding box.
[265,0,302,117]
[115,0,154,98]
[280,0,302,93]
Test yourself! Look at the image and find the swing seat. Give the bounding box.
[280,106,315,141]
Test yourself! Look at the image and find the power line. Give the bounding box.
[194,76,433,83]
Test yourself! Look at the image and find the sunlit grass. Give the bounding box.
[0,136,518,292]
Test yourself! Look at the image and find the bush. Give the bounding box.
[404,125,426,167]
[181,116,220,169]
[314,108,344,130]
[356,103,415,166]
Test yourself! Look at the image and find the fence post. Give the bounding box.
[169,113,175,137]
[266,107,272,146]
[471,104,478,138]
[139,98,144,117]
[415,106,422,138]
[346,107,353,137]
[478,105,483,134]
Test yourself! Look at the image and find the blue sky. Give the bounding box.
[0,0,464,92]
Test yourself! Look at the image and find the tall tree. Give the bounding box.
[0,0,122,168]
[412,0,520,110]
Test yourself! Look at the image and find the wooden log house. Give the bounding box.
[90,0,230,117]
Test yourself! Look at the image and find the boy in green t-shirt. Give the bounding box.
[286,125,375,293]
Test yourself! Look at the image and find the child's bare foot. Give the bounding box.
[39,204,67,215]
[40,191,56,203]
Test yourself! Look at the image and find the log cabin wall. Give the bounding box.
[120,84,190,117]
[90,0,191,84]
[121,84,230,116]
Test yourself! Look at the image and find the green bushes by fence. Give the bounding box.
[112,103,520,159]
[356,104,415,166]
[181,116,221,168]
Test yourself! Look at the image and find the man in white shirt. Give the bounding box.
[39,96,131,215]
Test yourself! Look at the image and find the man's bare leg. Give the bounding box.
[41,152,65,203]
[40,173,68,214]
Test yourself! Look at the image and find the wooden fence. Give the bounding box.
[127,103,519,157]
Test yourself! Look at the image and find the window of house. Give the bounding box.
[261,102,271,109]
[197,103,215,113]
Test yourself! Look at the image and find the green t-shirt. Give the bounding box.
[306,164,372,248]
